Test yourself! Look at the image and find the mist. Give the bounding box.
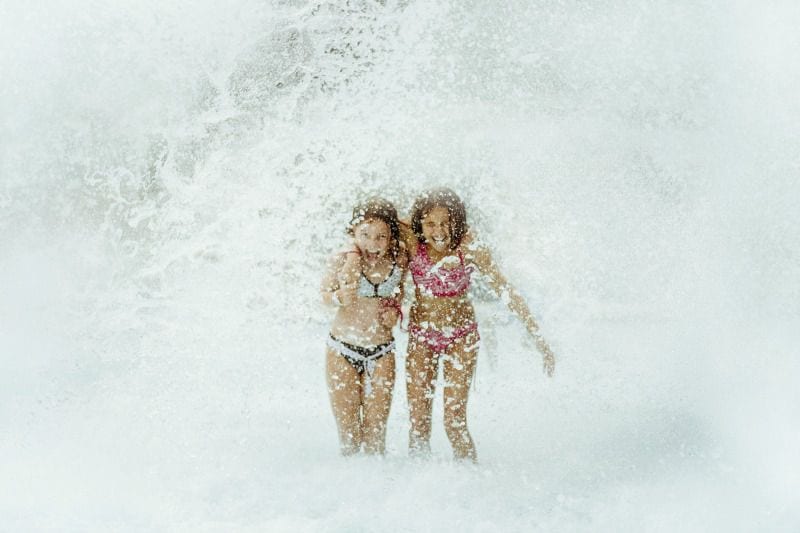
[2,1,799,530]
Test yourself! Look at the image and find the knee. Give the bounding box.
[444,411,467,429]
[362,414,387,433]
[409,411,432,439]
[406,371,433,390]
[408,391,433,414]
[444,420,469,445]
[409,411,431,430]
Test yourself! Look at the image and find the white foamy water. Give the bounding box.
[2,1,799,531]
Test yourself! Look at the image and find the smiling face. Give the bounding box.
[411,188,467,251]
[421,206,451,252]
[353,218,392,262]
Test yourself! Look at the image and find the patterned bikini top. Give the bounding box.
[357,263,402,298]
[409,244,474,298]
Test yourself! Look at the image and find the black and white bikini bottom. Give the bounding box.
[327,334,395,395]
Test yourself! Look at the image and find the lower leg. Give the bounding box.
[443,398,476,461]
[442,335,479,461]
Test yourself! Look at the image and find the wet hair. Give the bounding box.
[411,187,468,250]
[347,197,401,259]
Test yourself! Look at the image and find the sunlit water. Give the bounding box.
[2,1,799,531]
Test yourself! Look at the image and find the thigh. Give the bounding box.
[442,330,479,403]
[326,348,362,407]
[405,334,438,398]
[363,353,395,420]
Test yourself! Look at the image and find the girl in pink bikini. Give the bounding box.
[402,188,555,461]
[321,198,407,455]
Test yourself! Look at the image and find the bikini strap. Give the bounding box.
[418,243,430,263]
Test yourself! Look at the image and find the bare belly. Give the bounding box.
[410,293,476,329]
[330,299,394,346]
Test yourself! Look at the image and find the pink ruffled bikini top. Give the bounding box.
[410,244,474,297]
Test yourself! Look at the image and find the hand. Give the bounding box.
[338,249,360,277]
[380,307,400,329]
[541,347,555,377]
[336,249,361,299]
[533,335,555,377]
[334,285,358,306]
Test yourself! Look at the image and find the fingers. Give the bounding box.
[337,253,361,287]
[335,286,358,306]
[380,308,399,328]
[342,293,357,306]
[543,353,555,377]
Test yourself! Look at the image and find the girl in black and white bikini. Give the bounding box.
[320,198,407,455]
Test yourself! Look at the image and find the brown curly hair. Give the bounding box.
[347,197,401,260]
[411,187,468,250]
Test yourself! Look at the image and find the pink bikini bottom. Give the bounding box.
[408,322,479,353]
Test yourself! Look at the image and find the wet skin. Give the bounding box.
[410,206,476,331]
[328,219,400,346]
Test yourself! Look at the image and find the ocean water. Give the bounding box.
[2,1,799,531]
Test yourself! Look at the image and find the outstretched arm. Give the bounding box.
[467,244,555,376]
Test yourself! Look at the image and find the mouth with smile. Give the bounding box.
[430,236,449,250]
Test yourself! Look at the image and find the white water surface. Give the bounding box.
[2,1,799,531]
